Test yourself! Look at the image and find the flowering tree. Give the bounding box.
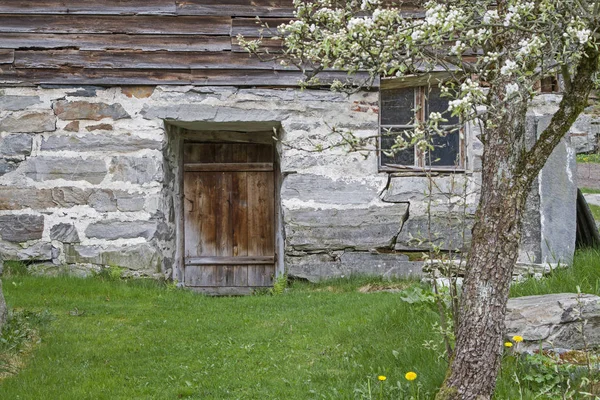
[241,0,600,398]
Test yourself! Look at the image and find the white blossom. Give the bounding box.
[506,83,519,96]
[500,59,518,76]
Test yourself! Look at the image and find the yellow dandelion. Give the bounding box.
[378,375,386,381]
[504,342,513,348]
[405,371,417,381]
[512,335,523,343]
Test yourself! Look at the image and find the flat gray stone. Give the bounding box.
[22,157,107,184]
[0,241,53,261]
[0,111,56,133]
[0,186,90,210]
[286,252,422,282]
[110,156,162,184]
[284,204,409,251]
[85,220,157,240]
[394,213,473,251]
[0,214,44,242]
[0,160,17,176]
[50,223,80,243]
[64,243,161,272]
[506,293,600,352]
[0,95,41,111]
[0,134,33,157]
[41,133,162,152]
[281,173,379,204]
[53,100,130,121]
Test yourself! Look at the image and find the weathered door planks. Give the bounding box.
[183,142,276,290]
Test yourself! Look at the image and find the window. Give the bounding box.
[379,84,464,171]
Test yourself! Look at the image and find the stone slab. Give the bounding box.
[286,252,422,282]
[281,173,379,204]
[0,241,53,261]
[110,156,162,184]
[64,243,161,272]
[0,214,44,242]
[0,95,41,111]
[85,220,157,240]
[22,157,107,184]
[394,213,473,251]
[0,134,33,157]
[53,100,130,121]
[41,132,162,152]
[50,223,80,243]
[506,293,600,352]
[0,111,56,133]
[0,160,17,176]
[284,204,409,251]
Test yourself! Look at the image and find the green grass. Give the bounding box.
[510,249,600,297]
[1,249,599,399]
[0,274,447,399]
[581,187,600,194]
[589,204,600,221]
[577,153,600,163]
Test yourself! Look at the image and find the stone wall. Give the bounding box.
[0,86,583,280]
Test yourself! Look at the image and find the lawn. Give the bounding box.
[1,250,599,399]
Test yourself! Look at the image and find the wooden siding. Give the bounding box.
[0,0,313,87]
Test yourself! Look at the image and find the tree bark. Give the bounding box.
[437,44,600,400]
[0,259,6,331]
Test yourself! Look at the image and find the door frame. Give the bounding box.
[170,127,284,293]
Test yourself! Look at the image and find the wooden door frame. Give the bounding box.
[172,129,284,292]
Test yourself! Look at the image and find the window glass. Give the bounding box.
[380,87,415,126]
[425,87,459,126]
[380,128,415,166]
[427,131,461,166]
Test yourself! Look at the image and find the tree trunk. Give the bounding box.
[437,44,600,400]
[0,260,6,331]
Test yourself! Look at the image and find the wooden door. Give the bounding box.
[183,143,275,292]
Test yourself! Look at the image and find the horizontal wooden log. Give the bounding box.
[0,15,231,35]
[0,0,176,15]
[232,17,293,38]
[176,0,294,17]
[184,162,274,172]
[185,256,275,265]
[0,33,231,52]
[0,67,374,87]
[0,49,14,64]
[231,37,284,53]
[14,50,291,70]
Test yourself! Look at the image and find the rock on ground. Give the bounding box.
[505,293,600,352]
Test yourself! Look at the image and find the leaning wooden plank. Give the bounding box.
[185,256,275,265]
[0,49,14,64]
[0,15,231,35]
[183,163,274,172]
[0,0,177,15]
[231,17,293,37]
[0,33,231,52]
[0,68,374,87]
[14,50,292,70]
[176,0,294,17]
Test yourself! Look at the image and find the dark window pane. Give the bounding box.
[426,130,460,167]
[380,128,415,166]
[380,87,415,125]
[425,87,459,126]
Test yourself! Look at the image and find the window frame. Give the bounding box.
[378,80,466,173]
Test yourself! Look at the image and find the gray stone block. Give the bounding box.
[22,157,107,184]
[0,95,41,111]
[110,156,162,184]
[85,220,157,240]
[284,204,409,251]
[281,173,379,204]
[0,214,44,242]
[506,294,600,352]
[64,243,161,271]
[0,187,91,210]
[50,223,80,243]
[41,133,162,152]
[0,160,17,176]
[0,134,33,156]
[0,111,56,133]
[286,252,422,282]
[53,100,130,121]
[394,213,473,251]
[0,241,53,261]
